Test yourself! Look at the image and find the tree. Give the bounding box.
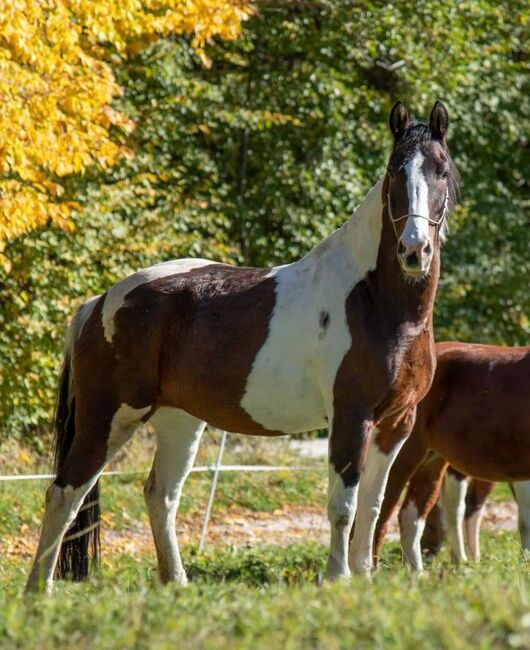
[1,0,528,437]
[0,0,251,269]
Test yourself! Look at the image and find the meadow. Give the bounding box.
[1,436,528,650]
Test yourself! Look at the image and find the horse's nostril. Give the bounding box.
[406,252,419,268]
[398,241,406,255]
[424,242,432,256]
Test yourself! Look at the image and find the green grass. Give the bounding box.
[1,537,529,649]
[1,469,529,649]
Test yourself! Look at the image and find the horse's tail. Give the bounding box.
[54,298,101,581]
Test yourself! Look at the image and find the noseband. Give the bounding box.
[386,189,448,239]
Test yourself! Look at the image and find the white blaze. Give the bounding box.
[401,152,430,248]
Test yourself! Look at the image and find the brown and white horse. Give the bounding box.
[373,342,530,572]
[27,101,459,592]
[420,466,530,563]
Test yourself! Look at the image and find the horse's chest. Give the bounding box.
[240,293,352,433]
[378,335,435,416]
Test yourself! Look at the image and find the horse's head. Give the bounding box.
[386,101,459,279]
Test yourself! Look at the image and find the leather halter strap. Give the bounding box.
[386,189,448,239]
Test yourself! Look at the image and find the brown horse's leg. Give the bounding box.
[371,429,428,565]
[442,467,469,563]
[399,452,448,572]
[421,499,446,556]
[26,400,148,593]
[144,407,205,585]
[463,479,495,561]
[326,411,372,581]
[349,408,416,577]
[512,482,530,553]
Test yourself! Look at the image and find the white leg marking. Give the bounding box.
[349,434,406,576]
[443,473,468,563]
[106,403,151,461]
[26,477,99,592]
[513,482,530,552]
[326,463,359,580]
[463,508,484,562]
[399,500,426,573]
[101,258,215,343]
[144,407,205,585]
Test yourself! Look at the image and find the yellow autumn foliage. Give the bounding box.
[0,0,251,268]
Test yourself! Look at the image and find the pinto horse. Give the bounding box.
[420,467,530,562]
[373,342,530,572]
[27,101,459,592]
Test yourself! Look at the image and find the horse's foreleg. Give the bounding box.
[371,430,429,565]
[398,452,447,572]
[463,479,494,561]
[443,468,469,563]
[144,408,205,585]
[512,481,530,553]
[326,412,371,581]
[349,411,414,577]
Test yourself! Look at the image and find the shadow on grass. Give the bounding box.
[183,543,328,587]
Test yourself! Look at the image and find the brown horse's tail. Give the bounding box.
[54,303,101,580]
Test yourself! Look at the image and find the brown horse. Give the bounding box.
[420,467,530,563]
[373,342,530,571]
[27,101,458,592]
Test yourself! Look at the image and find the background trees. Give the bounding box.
[0,0,528,436]
[0,0,250,266]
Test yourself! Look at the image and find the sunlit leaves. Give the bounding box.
[0,0,251,265]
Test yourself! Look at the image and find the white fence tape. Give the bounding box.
[0,432,325,548]
[0,465,322,482]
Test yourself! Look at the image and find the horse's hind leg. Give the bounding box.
[463,479,494,562]
[512,481,530,553]
[144,407,205,585]
[443,467,469,563]
[26,402,149,592]
[398,452,448,572]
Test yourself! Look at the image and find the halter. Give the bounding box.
[386,189,448,239]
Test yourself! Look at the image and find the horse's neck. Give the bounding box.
[300,180,384,284]
[288,178,439,331]
[371,223,441,330]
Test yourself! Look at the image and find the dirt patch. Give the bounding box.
[2,501,519,561]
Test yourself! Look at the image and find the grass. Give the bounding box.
[1,537,529,649]
[1,438,528,649]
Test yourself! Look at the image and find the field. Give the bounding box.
[1,435,529,649]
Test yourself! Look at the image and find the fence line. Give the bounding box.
[0,432,325,547]
[0,464,323,482]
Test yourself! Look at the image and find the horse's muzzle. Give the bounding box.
[397,237,433,277]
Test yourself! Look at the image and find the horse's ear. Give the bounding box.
[429,101,449,140]
[389,101,410,139]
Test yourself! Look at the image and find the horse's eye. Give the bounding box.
[440,170,449,180]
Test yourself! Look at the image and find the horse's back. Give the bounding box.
[422,342,530,480]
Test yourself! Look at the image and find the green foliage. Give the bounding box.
[1,537,529,649]
[0,0,528,436]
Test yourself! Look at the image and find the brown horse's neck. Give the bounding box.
[368,211,441,332]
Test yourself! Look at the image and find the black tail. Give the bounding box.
[53,349,101,581]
